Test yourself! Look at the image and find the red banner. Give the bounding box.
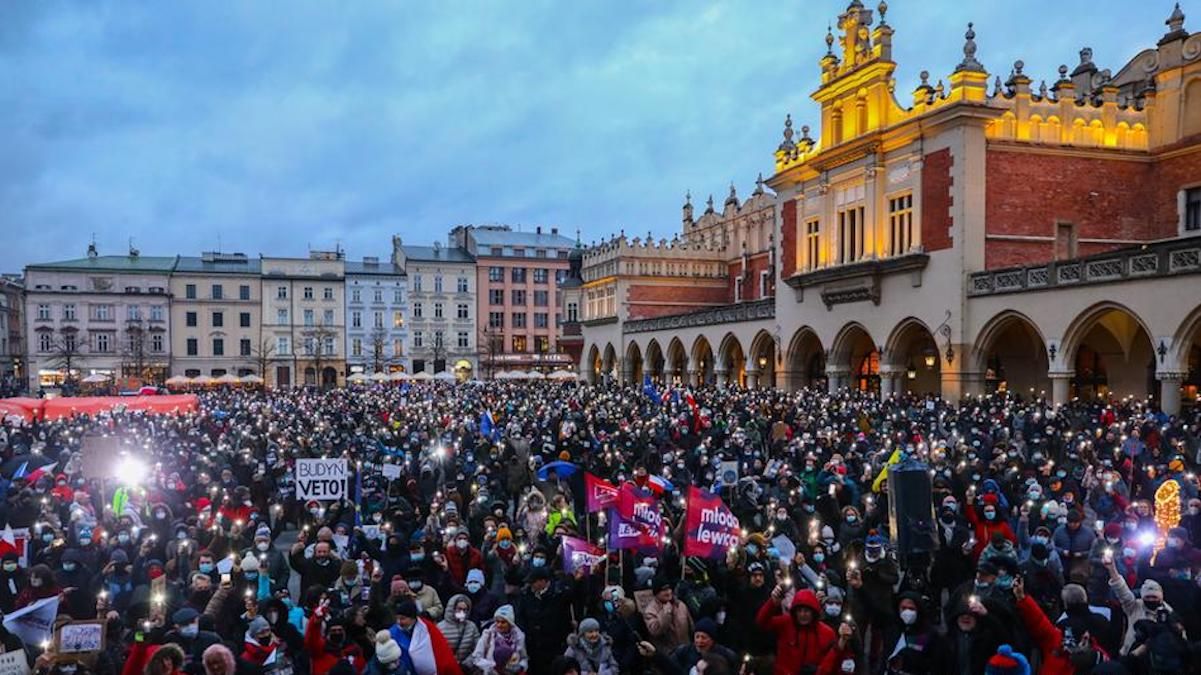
[561,536,605,573]
[683,486,741,559]
[585,473,619,511]
[618,483,664,543]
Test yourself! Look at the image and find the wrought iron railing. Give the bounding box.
[625,298,774,334]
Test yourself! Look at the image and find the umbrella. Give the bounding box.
[388,371,409,381]
[433,371,456,381]
[190,376,214,386]
[165,375,190,386]
[548,370,578,381]
[1,454,56,479]
[81,373,111,384]
[536,460,579,480]
[215,373,240,385]
[240,374,264,384]
[347,373,369,384]
[370,372,390,382]
[410,371,433,381]
[526,370,546,380]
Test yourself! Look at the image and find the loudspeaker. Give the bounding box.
[887,458,936,557]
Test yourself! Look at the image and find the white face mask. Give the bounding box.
[257,542,270,552]
[454,610,468,622]
[900,609,917,625]
[841,659,856,673]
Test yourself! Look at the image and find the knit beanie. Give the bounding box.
[494,604,516,624]
[374,631,402,665]
[985,644,1031,675]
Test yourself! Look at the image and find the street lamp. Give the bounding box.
[922,345,937,369]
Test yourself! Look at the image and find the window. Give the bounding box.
[513,248,525,258]
[277,308,289,324]
[535,249,547,259]
[323,287,333,301]
[352,311,362,328]
[277,336,290,355]
[38,333,52,352]
[185,284,197,299]
[533,290,548,306]
[374,311,384,328]
[511,267,527,283]
[186,338,198,356]
[734,278,743,303]
[393,339,403,357]
[240,338,251,356]
[303,287,314,300]
[93,304,113,321]
[489,312,504,328]
[212,311,223,328]
[555,269,566,286]
[186,312,198,327]
[351,288,361,303]
[413,275,423,292]
[534,313,549,329]
[888,193,914,255]
[535,336,550,353]
[63,333,76,351]
[457,303,469,319]
[490,247,503,256]
[489,267,504,282]
[393,311,404,328]
[63,304,77,321]
[489,289,504,305]
[303,309,314,327]
[322,337,334,355]
[566,302,578,322]
[127,305,141,321]
[95,333,112,352]
[373,288,383,303]
[512,290,527,305]
[413,302,423,319]
[352,338,362,357]
[533,268,549,284]
[838,205,866,263]
[457,331,469,349]
[434,303,443,319]
[414,331,424,348]
[511,335,527,353]
[277,286,288,300]
[1186,187,1201,232]
[434,276,443,293]
[211,284,223,300]
[149,305,163,322]
[239,285,251,300]
[760,270,770,298]
[212,338,224,356]
[240,312,251,328]
[457,277,468,293]
[512,312,527,329]
[36,304,50,320]
[152,334,164,353]
[323,309,334,325]
[303,338,315,355]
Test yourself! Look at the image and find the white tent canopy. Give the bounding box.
[410,371,433,381]
[433,371,456,381]
[240,374,265,384]
[547,370,578,380]
[81,373,111,384]
[370,372,390,382]
[347,373,369,383]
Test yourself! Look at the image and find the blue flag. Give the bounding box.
[354,466,363,526]
[480,410,500,442]
[642,375,663,405]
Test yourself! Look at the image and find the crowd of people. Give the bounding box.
[0,380,1199,675]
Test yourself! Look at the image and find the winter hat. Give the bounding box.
[109,549,129,564]
[494,605,516,624]
[1140,579,1163,599]
[466,569,485,586]
[578,617,600,634]
[1103,523,1122,539]
[694,618,719,640]
[496,527,513,542]
[601,585,625,602]
[374,631,402,665]
[339,560,358,577]
[247,616,270,635]
[240,555,260,572]
[255,526,272,541]
[985,644,1031,675]
[653,576,674,593]
[394,599,418,619]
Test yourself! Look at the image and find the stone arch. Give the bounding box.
[602,343,618,385]
[666,337,689,383]
[717,332,746,387]
[786,326,826,391]
[691,336,714,386]
[830,322,879,393]
[1060,302,1156,400]
[1173,305,1201,409]
[883,317,941,396]
[973,310,1050,397]
[625,341,643,385]
[748,330,778,388]
[644,339,665,382]
[585,344,601,384]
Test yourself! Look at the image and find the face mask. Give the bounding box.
[316,557,332,566]
[118,534,130,544]
[80,535,92,545]
[1169,537,1183,549]
[812,553,825,564]
[1143,599,1162,610]
[199,563,214,574]
[30,578,42,588]
[1032,535,1048,546]
[1122,547,1135,558]
[1106,537,1119,545]
[499,540,512,550]
[410,552,425,562]
[309,508,320,516]
[245,572,258,580]
[825,604,842,617]
[996,575,1014,590]
[531,558,546,568]
[1,563,16,573]
[975,580,992,592]
[841,659,856,673]
[409,580,423,591]
[845,515,857,524]
[466,581,482,593]
[156,511,167,520]
[454,610,468,622]
[63,562,77,572]
[900,609,917,625]
[267,612,279,624]
[180,624,199,638]
[983,510,996,521]
[865,550,881,563]
[41,533,53,543]
[1191,507,1201,516]
[456,540,468,550]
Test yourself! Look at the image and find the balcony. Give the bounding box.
[968,236,1201,297]
[625,298,774,334]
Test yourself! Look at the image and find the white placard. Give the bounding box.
[296,459,348,501]
[381,463,401,480]
[0,651,28,675]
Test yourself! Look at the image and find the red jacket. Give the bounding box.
[756,590,837,675]
[305,609,366,675]
[445,546,483,587]
[1016,594,1109,675]
[965,497,1017,559]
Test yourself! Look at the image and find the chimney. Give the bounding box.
[536,226,543,235]
[551,228,558,236]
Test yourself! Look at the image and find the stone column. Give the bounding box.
[780,369,801,391]
[746,369,760,389]
[1158,371,1185,416]
[1049,371,1074,407]
[686,369,699,387]
[879,367,900,399]
[714,368,729,389]
[826,367,849,394]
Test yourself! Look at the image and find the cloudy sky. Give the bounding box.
[0,1,1175,268]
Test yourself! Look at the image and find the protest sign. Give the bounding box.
[618,483,663,543]
[296,459,348,500]
[3,596,58,646]
[80,435,124,479]
[561,536,605,573]
[0,527,29,567]
[0,651,28,675]
[57,621,105,654]
[381,463,402,480]
[683,486,740,559]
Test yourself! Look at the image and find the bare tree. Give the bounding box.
[246,337,276,378]
[369,327,388,374]
[478,325,502,380]
[47,329,85,392]
[120,321,152,383]
[303,322,340,388]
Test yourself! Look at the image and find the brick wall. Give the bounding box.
[1152,146,1201,234]
[726,253,773,301]
[921,149,955,253]
[780,199,798,278]
[626,283,729,320]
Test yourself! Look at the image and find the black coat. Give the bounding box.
[515,587,574,667]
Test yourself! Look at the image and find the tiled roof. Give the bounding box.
[402,246,475,263]
[27,255,177,273]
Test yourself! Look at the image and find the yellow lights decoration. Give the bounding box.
[1152,480,1181,563]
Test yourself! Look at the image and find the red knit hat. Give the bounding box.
[985,644,1030,675]
[1103,522,1122,539]
[982,493,999,506]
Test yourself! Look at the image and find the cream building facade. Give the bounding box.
[259,252,346,388]
[170,252,263,379]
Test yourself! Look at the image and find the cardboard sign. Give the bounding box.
[295,459,348,501]
[57,621,105,654]
[381,463,402,480]
[80,435,124,479]
[0,651,29,675]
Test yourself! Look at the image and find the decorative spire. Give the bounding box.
[801,125,813,144]
[704,195,715,214]
[725,182,739,208]
[825,24,835,55]
[684,190,692,207]
[1038,80,1048,99]
[753,173,765,196]
[993,76,1003,97]
[877,0,888,24]
[1057,64,1070,83]
[778,114,796,152]
[956,22,984,72]
[1163,3,1187,42]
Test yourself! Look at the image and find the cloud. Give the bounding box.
[0,0,1175,268]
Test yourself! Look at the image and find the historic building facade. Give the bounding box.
[259,252,346,388]
[395,240,478,379]
[0,275,25,390]
[578,2,1201,414]
[170,252,263,379]
[344,238,409,376]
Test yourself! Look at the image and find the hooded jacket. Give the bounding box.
[436,593,482,666]
[563,629,619,675]
[756,589,837,675]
